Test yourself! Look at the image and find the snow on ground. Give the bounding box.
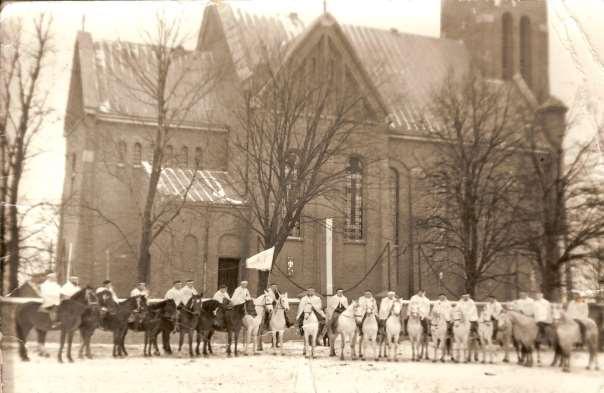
[2,338,603,393]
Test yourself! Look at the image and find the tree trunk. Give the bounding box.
[540,265,561,302]
[7,201,20,292]
[137,229,152,284]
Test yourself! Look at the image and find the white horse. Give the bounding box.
[379,299,403,361]
[478,311,495,364]
[359,303,379,361]
[268,293,289,355]
[301,302,320,359]
[430,310,449,363]
[242,293,271,355]
[407,305,428,361]
[328,301,359,361]
[452,308,470,363]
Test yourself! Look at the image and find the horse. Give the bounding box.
[327,301,359,360]
[139,299,178,357]
[267,293,289,356]
[496,309,537,367]
[451,308,471,363]
[194,299,221,356]
[98,295,146,357]
[379,299,403,361]
[357,302,379,361]
[494,309,519,363]
[208,299,257,357]
[242,293,270,356]
[551,306,600,372]
[407,305,428,361]
[177,295,204,357]
[77,299,102,359]
[477,311,495,364]
[15,287,98,363]
[301,301,320,359]
[430,310,449,363]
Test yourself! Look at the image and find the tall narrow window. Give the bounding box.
[194,147,203,168]
[519,16,532,88]
[165,145,173,165]
[389,167,400,246]
[117,141,127,164]
[501,13,514,80]
[133,142,142,164]
[181,146,189,167]
[344,157,363,240]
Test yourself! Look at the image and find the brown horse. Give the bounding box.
[15,287,98,363]
[77,302,101,359]
[207,300,257,357]
[194,299,222,356]
[177,295,204,357]
[98,295,147,357]
[496,310,538,367]
[551,307,600,372]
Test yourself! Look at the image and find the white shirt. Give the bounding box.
[514,298,535,317]
[484,301,503,320]
[297,295,324,318]
[409,294,431,318]
[40,280,62,307]
[231,286,251,306]
[181,286,198,305]
[431,300,452,321]
[96,286,119,302]
[165,287,185,306]
[60,282,81,299]
[533,298,552,323]
[357,296,378,316]
[566,301,589,319]
[378,297,396,320]
[326,294,349,319]
[458,299,478,322]
[130,287,149,298]
[213,290,231,303]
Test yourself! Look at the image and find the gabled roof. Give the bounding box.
[142,162,244,205]
[71,31,216,126]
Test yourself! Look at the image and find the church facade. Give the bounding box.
[56,0,560,300]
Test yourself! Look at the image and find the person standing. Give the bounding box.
[409,289,431,337]
[60,276,81,299]
[458,294,479,334]
[566,292,589,319]
[378,291,397,335]
[296,288,325,335]
[181,279,199,306]
[40,273,62,327]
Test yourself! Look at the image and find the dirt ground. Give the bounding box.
[1,336,603,393]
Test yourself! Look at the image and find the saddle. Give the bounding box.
[573,318,587,345]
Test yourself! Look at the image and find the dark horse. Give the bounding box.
[77,301,102,359]
[98,294,147,357]
[15,287,98,363]
[133,298,178,357]
[194,299,222,356]
[177,295,204,357]
[204,299,257,357]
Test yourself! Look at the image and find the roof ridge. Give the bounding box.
[341,23,463,46]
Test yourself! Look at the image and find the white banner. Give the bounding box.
[245,247,275,271]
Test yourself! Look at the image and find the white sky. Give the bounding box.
[1,0,603,207]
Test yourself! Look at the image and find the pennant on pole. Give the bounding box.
[246,247,275,271]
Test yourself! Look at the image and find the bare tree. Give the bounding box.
[518,109,604,300]
[0,15,54,293]
[417,72,527,297]
[227,40,383,292]
[79,14,225,283]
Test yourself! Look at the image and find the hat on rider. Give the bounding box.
[240,280,248,285]
[102,279,111,285]
[219,284,228,289]
[387,291,395,296]
[186,279,194,283]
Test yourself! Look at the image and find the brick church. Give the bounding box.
[57,0,563,300]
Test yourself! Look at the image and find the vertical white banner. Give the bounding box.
[66,243,73,279]
[325,218,333,295]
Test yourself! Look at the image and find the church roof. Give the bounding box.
[141,162,244,205]
[73,32,217,127]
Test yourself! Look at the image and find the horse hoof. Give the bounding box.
[503,358,509,363]
[86,355,93,360]
[21,357,30,362]
[329,353,335,357]
[563,368,570,373]
[68,358,74,363]
[341,356,345,361]
[441,359,445,363]
[481,360,485,364]
[432,360,437,363]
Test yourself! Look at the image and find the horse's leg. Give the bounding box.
[121,329,129,356]
[188,329,194,358]
[36,328,49,357]
[16,323,32,361]
[162,328,172,354]
[234,329,241,357]
[78,329,86,359]
[58,329,66,363]
[67,330,75,362]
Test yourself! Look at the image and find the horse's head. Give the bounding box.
[408,304,420,318]
[551,303,564,322]
[244,299,257,316]
[202,299,220,314]
[278,293,289,311]
[391,299,403,316]
[133,295,147,312]
[163,299,178,319]
[188,295,204,315]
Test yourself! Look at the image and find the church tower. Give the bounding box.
[441,0,549,102]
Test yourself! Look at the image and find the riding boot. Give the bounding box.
[284,312,293,328]
[297,314,304,335]
[491,317,498,341]
[174,308,182,333]
[358,313,367,336]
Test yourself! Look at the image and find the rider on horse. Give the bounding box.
[326,288,348,332]
[212,284,231,329]
[60,276,81,299]
[432,293,453,336]
[296,288,325,335]
[128,282,149,325]
[357,290,378,335]
[408,289,431,338]
[484,294,503,340]
[40,272,62,328]
[378,291,397,337]
[262,283,293,332]
[458,293,479,335]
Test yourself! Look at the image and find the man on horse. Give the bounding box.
[39,272,62,327]
[165,280,185,331]
[484,295,503,340]
[181,279,199,305]
[60,276,81,299]
[378,291,397,337]
[297,288,325,335]
[130,282,150,298]
[458,294,478,335]
[409,289,431,338]
[566,291,589,319]
[432,293,453,336]
[513,291,535,317]
[533,292,552,343]
[96,279,119,302]
[326,288,348,332]
[213,284,231,329]
[357,290,378,334]
[263,283,293,331]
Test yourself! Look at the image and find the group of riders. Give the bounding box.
[35,271,591,347]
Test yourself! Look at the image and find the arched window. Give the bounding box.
[181,146,189,167]
[181,234,198,272]
[519,16,532,87]
[389,167,400,245]
[344,157,363,240]
[194,147,203,168]
[133,142,142,164]
[501,13,514,80]
[165,145,173,165]
[117,141,127,163]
